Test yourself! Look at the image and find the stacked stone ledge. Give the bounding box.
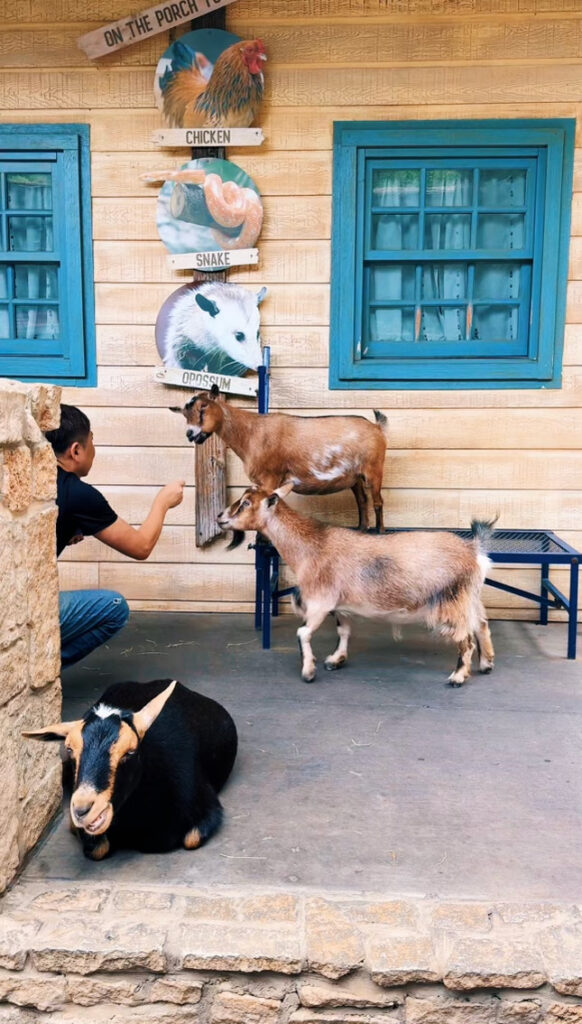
[0,886,581,1021]
[0,379,62,894]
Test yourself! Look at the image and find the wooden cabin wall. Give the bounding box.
[2,0,581,618]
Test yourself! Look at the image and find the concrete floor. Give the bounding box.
[24,612,582,901]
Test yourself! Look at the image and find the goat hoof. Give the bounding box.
[83,836,110,861]
[324,658,345,671]
[479,663,494,674]
[302,670,316,683]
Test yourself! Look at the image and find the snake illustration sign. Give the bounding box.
[149,158,263,271]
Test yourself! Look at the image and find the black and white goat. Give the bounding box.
[24,679,237,861]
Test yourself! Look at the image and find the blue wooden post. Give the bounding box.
[567,558,579,660]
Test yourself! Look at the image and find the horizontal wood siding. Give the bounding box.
[5,0,580,622]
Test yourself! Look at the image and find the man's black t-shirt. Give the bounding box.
[56,467,118,556]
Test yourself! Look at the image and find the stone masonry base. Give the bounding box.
[0,883,581,1022]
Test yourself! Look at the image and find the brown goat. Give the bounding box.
[171,385,388,531]
[217,484,496,686]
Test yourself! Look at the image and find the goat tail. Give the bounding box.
[470,516,499,551]
[373,409,389,438]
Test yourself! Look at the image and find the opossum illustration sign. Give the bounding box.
[148,158,263,271]
[154,281,266,397]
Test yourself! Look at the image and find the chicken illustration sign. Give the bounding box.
[153,29,266,148]
[145,157,263,271]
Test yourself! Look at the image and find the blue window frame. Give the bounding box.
[330,119,575,390]
[0,125,96,386]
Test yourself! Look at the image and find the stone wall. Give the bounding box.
[0,380,63,893]
[0,885,581,1022]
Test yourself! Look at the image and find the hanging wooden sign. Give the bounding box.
[78,0,238,59]
[152,127,264,148]
[154,366,258,397]
[168,247,258,270]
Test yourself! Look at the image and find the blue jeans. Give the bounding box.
[59,590,130,669]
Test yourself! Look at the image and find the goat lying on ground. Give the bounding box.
[218,484,496,686]
[171,384,388,531]
[24,679,237,861]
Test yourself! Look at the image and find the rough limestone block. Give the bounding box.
[31,443,57,502]
[0,973,66,1012]
[430,904,492,934]
[29,919,168,975]
[28,384,61,433]
[367,936,440,986]
[0,820,19,898]
[113,891,176,913]
[180,922,302,975]
[0,637,27,707]
[66,974,151,1007]
[0,523,27,656]
[545,1005,582,1023]
[24,506,60,689]
[29,888,110,915]
[16,685,62,803]
[211,990,282,1024]
[149,976,203,1005]
[540,926,582,996]
[0,390,26,446]
[299,975,402,1009]
[2,445,32,512]
[405,995,497,1023]
[497,1001,543,1023]
[18,762,61,860]
[343,900,420,930]
[290,1009,395,1024]
[443,939,546,991]
[0,917,42,970]
[305,899,365,979]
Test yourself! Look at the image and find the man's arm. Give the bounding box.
[95,481,185,560]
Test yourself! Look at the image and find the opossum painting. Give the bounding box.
[155,281,267,377]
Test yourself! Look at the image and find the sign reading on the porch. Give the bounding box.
[77,0,238,59]
[155,280,267,385]
[154,29,266,131]
[145,158,263,270]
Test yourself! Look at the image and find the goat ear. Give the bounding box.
[266,493,279,508]
[22,721,81,742]
[168,406,185,416]
[274,480,294,499]
[132,680,177,739]
[227,529,245,551]
[209,384,220,399]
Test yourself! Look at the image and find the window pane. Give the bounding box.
[372,214,418,250]
[369,306,414,342]
[14,264,58,300]
[422,263,467,300]
[479,169,526,207]
[477,214,525,249]
[372,169,420,207]
[6,173,52,210]
[8,216,53,252]
[0,267,8,299]
[421,306,466,342]
[370,263,415,301]
[0,306,9,338]
[472,305,519,342]
[15,305,60,340]
[426,169,472,207]
[474,262,522,299]
[424,214,471,250]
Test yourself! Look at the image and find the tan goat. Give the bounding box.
[217,483,496,686]
[171,385,388,531]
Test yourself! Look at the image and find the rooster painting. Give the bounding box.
[159,36,267,130]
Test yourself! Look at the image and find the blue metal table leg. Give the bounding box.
[540,564,549,626]
[272,551,280,617]
[567,558,579,660]
[254,542,263,631]
[262,547,272,649]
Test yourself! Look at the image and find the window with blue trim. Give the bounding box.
[330,120,575,390]
[0,125,96,387]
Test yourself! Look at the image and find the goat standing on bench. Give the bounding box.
[171,384,388,531]
[24,679,237,861]
[218,484,496,686]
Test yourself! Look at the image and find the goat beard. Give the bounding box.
[226,529,245,551]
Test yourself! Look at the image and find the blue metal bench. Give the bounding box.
[250,350,580,658]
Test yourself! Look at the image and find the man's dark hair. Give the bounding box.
[44,405,91,455]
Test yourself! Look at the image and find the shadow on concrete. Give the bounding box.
[22,612,582,901]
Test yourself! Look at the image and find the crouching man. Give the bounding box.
[45,405,185,669]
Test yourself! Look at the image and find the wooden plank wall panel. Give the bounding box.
[5,0,579,620]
